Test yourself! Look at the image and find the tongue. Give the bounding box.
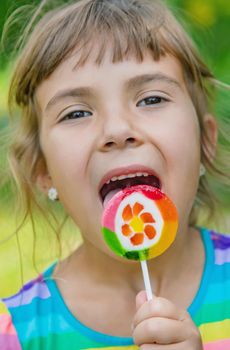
[103,189,122,208]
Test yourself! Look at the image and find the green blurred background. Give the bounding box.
[0,0,229,297]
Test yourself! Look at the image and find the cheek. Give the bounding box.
[40,127,97,231]
[40,126,89,189]
[149,106,201,222]
[160,105,201,165]
[168,125,200,165]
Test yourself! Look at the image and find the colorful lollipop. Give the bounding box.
[101,184,178,299]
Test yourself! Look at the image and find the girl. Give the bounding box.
[0,0,230,349]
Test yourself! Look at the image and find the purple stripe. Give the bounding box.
[21,275,43,292]
[211,231,230,250]
[3,275,42,302]
[215,247,230,265]
[0,334,22,350]
[4,280,50,308]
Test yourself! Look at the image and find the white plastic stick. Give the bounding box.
[140,260,153,301]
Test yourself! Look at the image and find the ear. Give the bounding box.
[201,114,218,162]
[35,158,53,196]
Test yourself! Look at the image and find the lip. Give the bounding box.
[98,164,161,195]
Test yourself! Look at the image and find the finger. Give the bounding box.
[133,296,187,328]
[133,317,190,345]
[136,290,148,310]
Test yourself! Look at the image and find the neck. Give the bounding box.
[55,225,203,299]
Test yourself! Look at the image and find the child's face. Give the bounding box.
[36,49,201,256]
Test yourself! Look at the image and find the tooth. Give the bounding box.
[111,176,119,181]
[105,171,152,185]
[117,175,128,180]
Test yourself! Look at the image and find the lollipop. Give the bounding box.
[101,184,178,299]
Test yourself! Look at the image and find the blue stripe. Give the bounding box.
[47,279,134,346]
[203,279,230,304]
[9,297,53,323]
[10,282,134,346]
[188,227,214,316]
[210,262,230,283]
[15,313,75,342]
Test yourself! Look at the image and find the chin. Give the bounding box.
[92,239,137,264]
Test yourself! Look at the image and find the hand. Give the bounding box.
[132,291,203,349]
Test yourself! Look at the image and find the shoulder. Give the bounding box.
[209,229,230,265]
[0,264,54,349]
[191,229,230,344]
[198,228,230,299]
[2,270,52,311]
[0,299,22,349]
[210,229,230,245]
[202,228,230,302]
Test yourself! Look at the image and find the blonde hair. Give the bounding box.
[3,0,230,242]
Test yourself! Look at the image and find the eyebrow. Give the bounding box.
[45,87,94,112]
[125,73,182,92]
[45,73,182,112]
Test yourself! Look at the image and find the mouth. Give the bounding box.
[99,166,161,207]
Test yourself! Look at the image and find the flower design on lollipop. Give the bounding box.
[102,185,178,261]
[121,202,157,246]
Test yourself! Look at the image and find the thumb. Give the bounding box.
[136,290,147,310]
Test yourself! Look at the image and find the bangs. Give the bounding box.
[11,0,210,105]
[13,0,174,102]
[68,0,166,67]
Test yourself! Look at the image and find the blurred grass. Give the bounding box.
[0,90,81,297]
[0,67,10,117]
[0,204,82,297]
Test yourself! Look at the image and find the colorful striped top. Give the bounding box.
[0,228,229,350]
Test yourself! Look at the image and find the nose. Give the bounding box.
[98,112,143,152]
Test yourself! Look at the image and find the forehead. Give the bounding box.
[36,50,186,109]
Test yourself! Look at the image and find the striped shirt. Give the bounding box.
[0,228,229,349]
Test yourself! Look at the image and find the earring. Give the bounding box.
[48,187,58,201]
[199,163,206,177]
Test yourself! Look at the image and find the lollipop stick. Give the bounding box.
[140,260,153,301]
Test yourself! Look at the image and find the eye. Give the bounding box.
[60,110,92,121]
[137,96,169,107]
